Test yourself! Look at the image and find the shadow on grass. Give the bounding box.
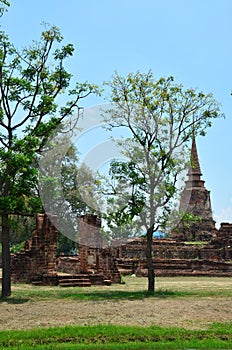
[0,288,192,302]
[61,289,188,301]
[0,297,29,304]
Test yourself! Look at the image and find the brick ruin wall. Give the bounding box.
[10,214,232,285]
[11,214,59,285]
[114,223,232,277]
[57,221,232,278]
[11,214,121,285]
[77,215,121,283]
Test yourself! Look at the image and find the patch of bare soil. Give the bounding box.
[0,297,231,330]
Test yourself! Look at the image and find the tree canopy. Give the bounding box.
[0,22,98,297]
[103,70,222,291]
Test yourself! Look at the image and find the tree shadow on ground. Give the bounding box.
[0,297,29,304]
[62,289,186,301]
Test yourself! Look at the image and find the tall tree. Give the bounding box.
[0,24,98,297]
[104,71,222,292]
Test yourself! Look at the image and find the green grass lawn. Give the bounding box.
[2,285,231,304]
[0,323,231,349]
[3,275,231,302]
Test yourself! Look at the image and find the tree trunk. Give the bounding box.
[146,227,155,292]
[1,212,11,298]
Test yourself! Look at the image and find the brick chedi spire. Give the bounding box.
[185,137,205,189]
[177,138,216,241]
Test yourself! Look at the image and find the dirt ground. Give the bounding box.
[0,296,231,330]
[0,277,231,331]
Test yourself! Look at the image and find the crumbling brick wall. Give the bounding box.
[114,225,232,276]
[78,215,103,274]
[115,235,232,261]
[11,213,58,285]
[212,223,232,260]
[59,217,231,279]
[11,213,232,284]
[56,255,79,275]
[77,215,121,282]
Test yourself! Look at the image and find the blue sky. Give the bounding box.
[2,0,232,227]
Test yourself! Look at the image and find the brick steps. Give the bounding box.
[117,258,232,277]
[155,270,232,277]
[58,274,91,287]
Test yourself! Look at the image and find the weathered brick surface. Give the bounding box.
[174,139,216,241]
[78,215,102,274]
[77,215,121,283]
[11,213,232,285]
[11,213,121,286]
[114,226,232,277]
[58,219,232,279]
[11,214,58,285]
[134,258,232,277]
[57,255,79,275]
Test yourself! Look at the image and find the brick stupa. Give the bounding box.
[176,138,216,241]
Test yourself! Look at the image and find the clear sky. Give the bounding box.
[2,0,232,227]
